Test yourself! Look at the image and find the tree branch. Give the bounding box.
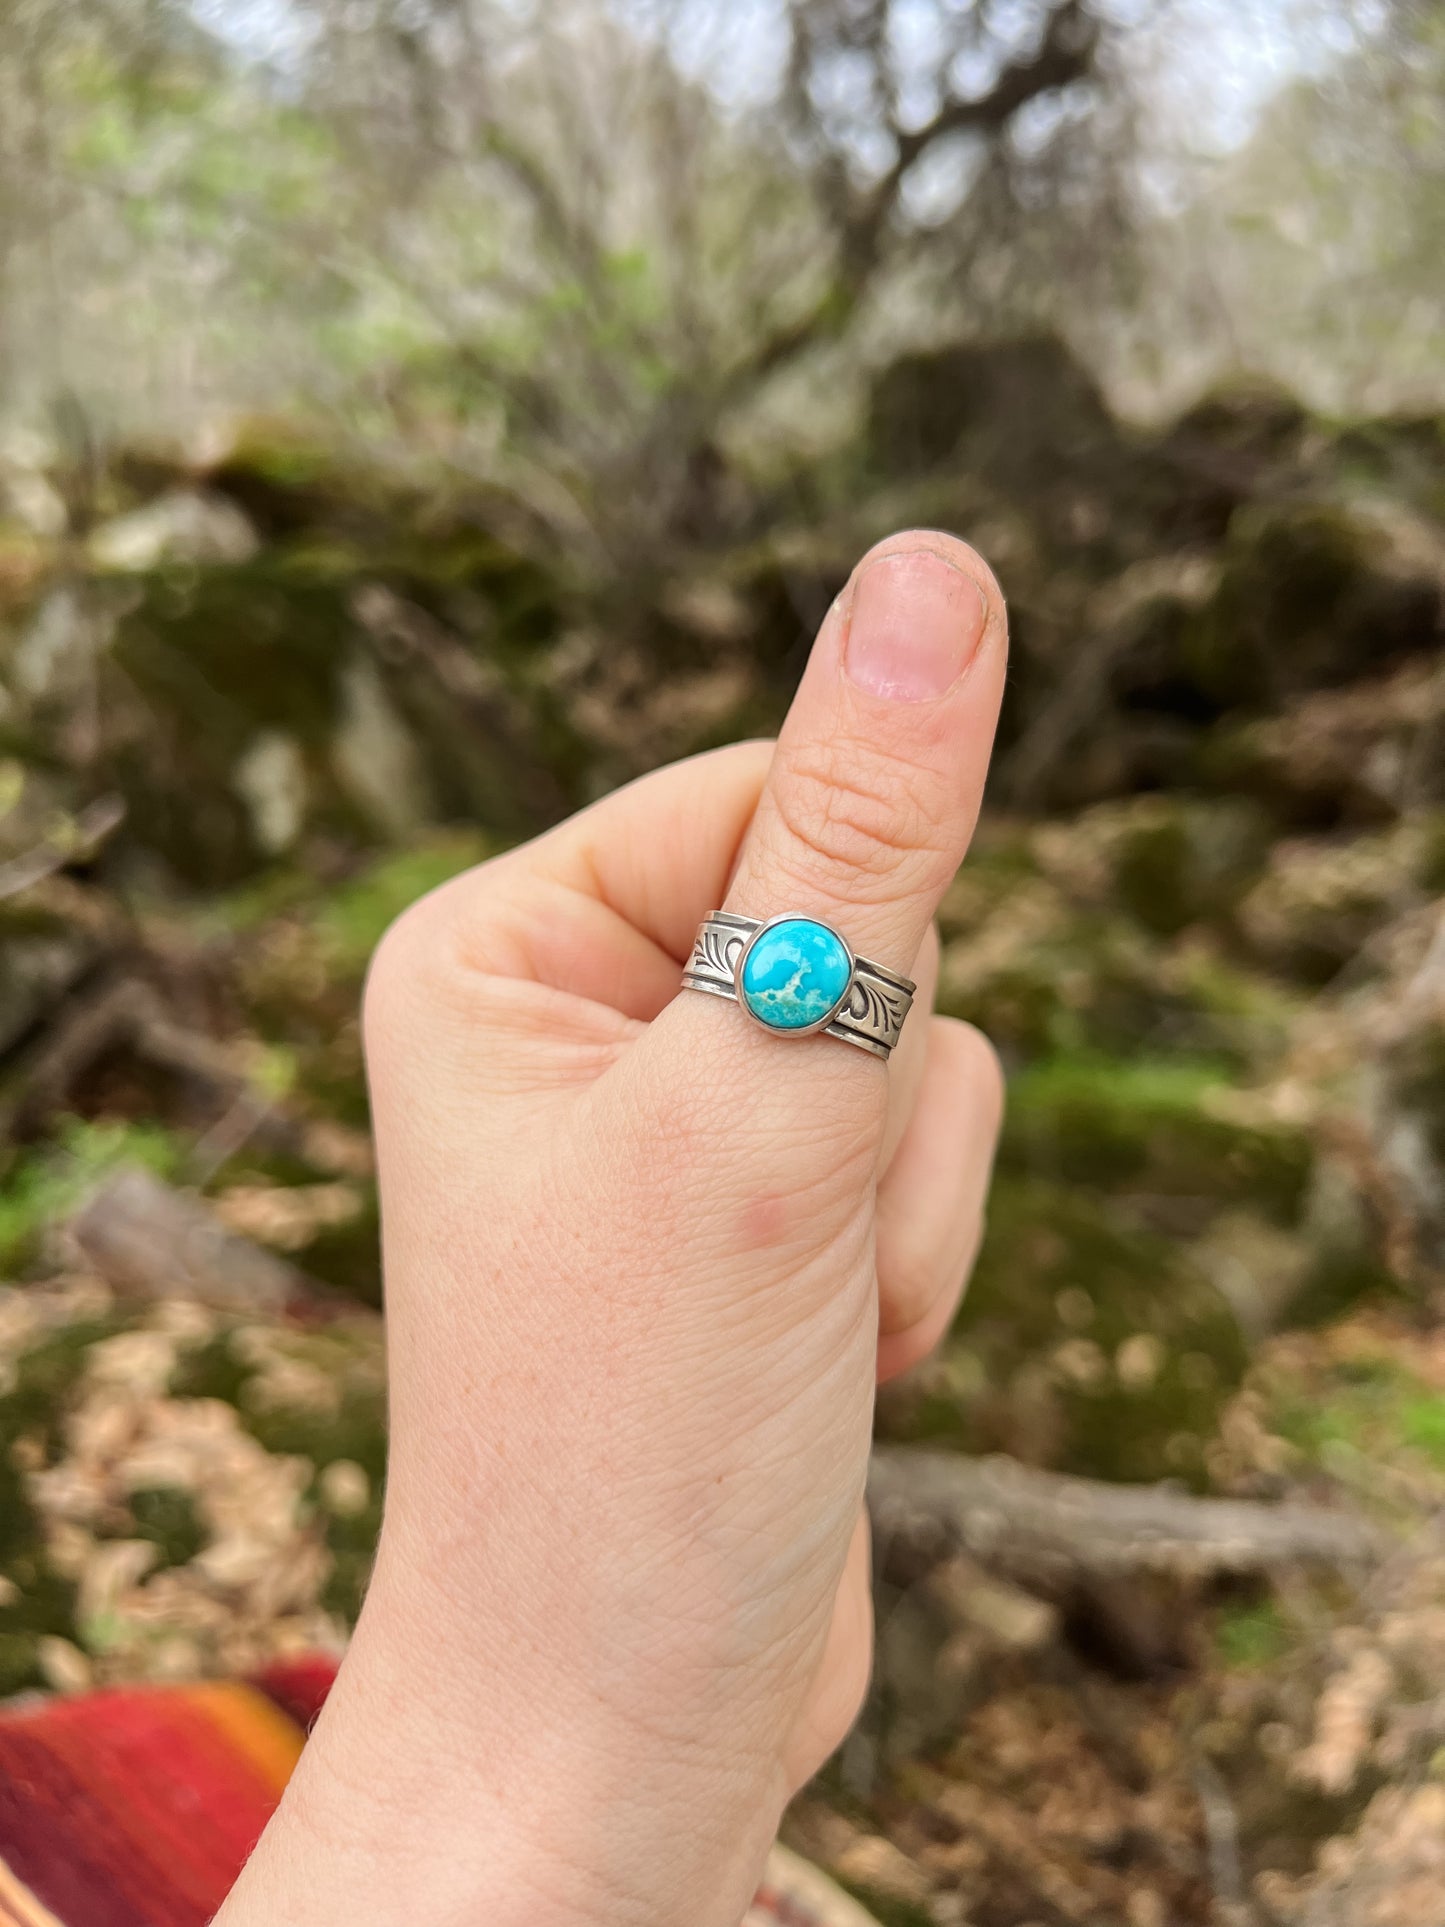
[727,1,1101,408]
[854,0,1099,271]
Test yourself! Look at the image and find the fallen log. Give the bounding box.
[867,1446,1387,1585]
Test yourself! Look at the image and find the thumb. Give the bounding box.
[728,535,1001,971]
[638,531,1006,1136]
[730,530,1004,983]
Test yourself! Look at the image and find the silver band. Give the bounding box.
[681,912,915,1060]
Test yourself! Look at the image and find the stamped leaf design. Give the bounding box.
[846,974,910,1039]
[695,925,744,976]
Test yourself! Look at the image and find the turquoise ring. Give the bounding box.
[681,912,915,1060]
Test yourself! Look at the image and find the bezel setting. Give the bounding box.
[732,914,856,1039]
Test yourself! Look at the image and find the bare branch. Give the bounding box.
[852,0,1100,276]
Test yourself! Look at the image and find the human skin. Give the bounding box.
[215,529,1008,1927]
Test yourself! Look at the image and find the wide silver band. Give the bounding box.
[681,912,916,1060]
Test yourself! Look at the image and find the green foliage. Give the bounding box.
[1273,1355,1445,1475]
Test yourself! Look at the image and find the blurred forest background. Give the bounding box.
[1,1,1444,1922]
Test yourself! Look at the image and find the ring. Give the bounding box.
[681,913,915,1060]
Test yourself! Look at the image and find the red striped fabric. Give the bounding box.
[0,1668,313,1927]
[0,1660,863,1925]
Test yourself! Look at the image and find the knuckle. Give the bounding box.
[361,896,443,1053]
[362,879,483,1055]
[361,855,525,1057]
[771,739,945,893]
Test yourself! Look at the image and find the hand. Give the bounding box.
[217,531,1007,1926]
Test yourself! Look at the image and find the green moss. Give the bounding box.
[0,1630,42,1697]
[242,1374,387,1628]
[1003,1053,1311,1220]
[193,866,322,936]
[0,1119,186,1273]
[317,1471,384,1624]
[1388,1025,1445,1169]
[1112,798,1269,937]
[1186,498,1380,706]
[0,1430,80,1684]
[296,1188,381,1304]
[881,1176,1248,1484]
[937,887,1288,1070]
[1420,816,1445,896]
[1216,1598,1292,1670]
[1400,1395,1445,1469]
[166,1323,387,1624]
[244,1382,387,1489]
[1288,1247,1404,1331]
[112,554,389,752]
[127,1485,207,1568]
[168,1332,252,1407]
[0,1314,133,1443]
[1272,1354,1445,1475]
[0,1310,126,1674]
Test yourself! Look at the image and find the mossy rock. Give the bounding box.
[1185,497,1440,711]
[1156,380,1312,535]
[878,1175,1248,1485]
[86,522,572,882]
[1002,1054,1312,1225]
[1108,796,1271,937]
[1329,411,1445,508]
[103,557,377,880]
[1237,820,1444,983]
[112,557,355,749]
[937,844,1291,1068]
[867,334,1126,487]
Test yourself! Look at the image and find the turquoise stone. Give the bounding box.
[740,919,851,1031]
